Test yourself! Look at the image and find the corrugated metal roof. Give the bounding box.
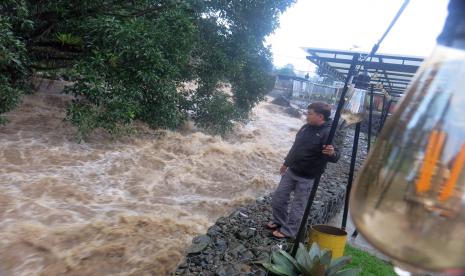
[303,47,425,97]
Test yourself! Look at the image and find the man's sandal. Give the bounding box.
[265,221,280,230]
[272,230,287,239]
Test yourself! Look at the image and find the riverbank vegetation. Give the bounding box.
[1,0,295,137]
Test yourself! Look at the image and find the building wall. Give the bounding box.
[271,75,340,107]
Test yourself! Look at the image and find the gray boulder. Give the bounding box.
[186,235,211,254]
[271,95,291,107]
[285,107,302,118]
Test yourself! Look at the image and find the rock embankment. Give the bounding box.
[176,126,368,275]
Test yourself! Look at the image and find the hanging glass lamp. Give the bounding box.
[350,1,465,274]
[341,71,370,125]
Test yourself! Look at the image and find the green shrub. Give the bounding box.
[0,15,29,114]
[191,91,238,135]
[262,243,361,276]
[56,33,82,46]
[0,0,295,138]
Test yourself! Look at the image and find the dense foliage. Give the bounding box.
[0,0,295,136]
[0,1,32,124]
[275,63,297,77]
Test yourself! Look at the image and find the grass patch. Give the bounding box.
[344,244,396,276]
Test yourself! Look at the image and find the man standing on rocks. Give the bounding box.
[268,102,340,239]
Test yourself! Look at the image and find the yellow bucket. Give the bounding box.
[308,224,347,259]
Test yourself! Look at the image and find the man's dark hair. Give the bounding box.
[308,102,331,121]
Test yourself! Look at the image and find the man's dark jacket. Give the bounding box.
[284,120,340,179]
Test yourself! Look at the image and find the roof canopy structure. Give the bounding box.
[303,47,424,97]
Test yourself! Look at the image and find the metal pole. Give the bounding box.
[318,0,410,241]
[379,99,393,131]
[291,54,359,257]
[327,54,359,143]
[366,0,410,58]
[380,98,386,123]
[378,94,386,133]
[341,122,361,230]
[351,86,374,238]
[367,85,374,153]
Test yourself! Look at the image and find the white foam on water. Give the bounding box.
[0,80,304,275]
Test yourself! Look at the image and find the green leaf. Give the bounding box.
[320,249,332,266]
[278,249,300,272]
[271,251,298,274]
[262,263,297,276]
[296,243,314,275]
[309,242,321,260]
[310,260,325,276]
[10,58,21,66]
[333,268,362,276]
[327,256,352,275]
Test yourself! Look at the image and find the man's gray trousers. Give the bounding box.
[271,169,314,238]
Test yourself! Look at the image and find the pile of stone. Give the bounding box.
[270,96,291,107]
[360,113,383,136]
[176,127,368,276]
[270,96,302,118]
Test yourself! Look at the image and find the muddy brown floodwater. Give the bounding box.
[0,79,304,275]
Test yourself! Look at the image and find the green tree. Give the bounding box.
[0,0,295,136]
[0,1,32,124]
[275,63,297,77]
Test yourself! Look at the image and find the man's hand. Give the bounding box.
[279,165,288,176]
[322,145,335,156]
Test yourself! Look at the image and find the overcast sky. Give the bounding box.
[267,0,449,75]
